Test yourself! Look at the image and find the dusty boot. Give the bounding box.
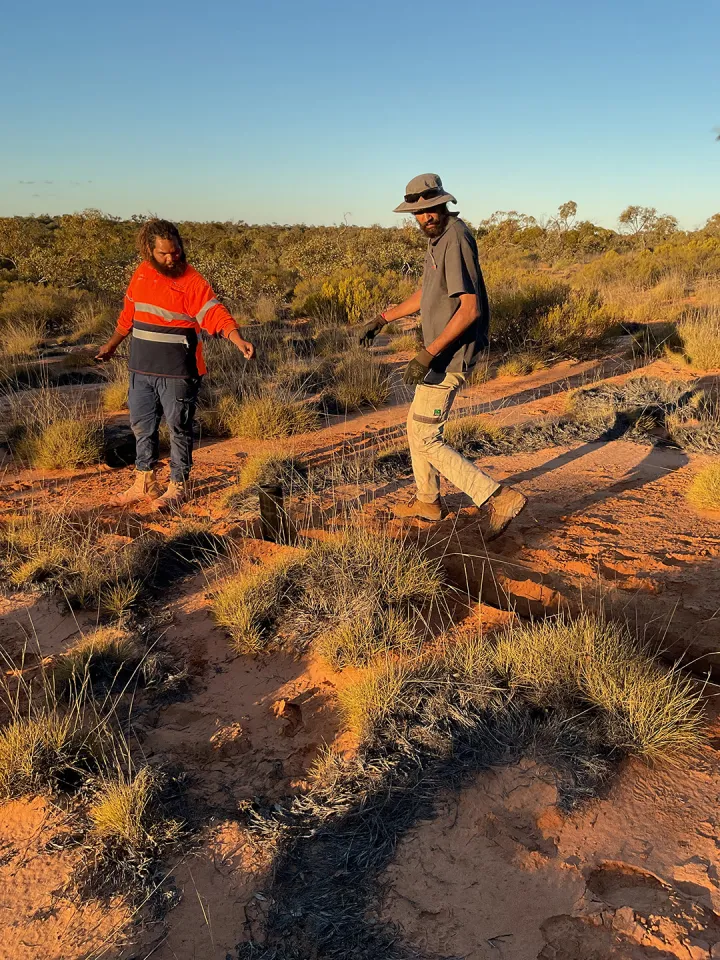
[151,480,188,512]
[481,485,527,541]
[110,470,163,507]
[392,497,444,522]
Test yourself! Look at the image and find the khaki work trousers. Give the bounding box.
[407,372,500,506]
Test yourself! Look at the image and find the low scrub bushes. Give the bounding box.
[0,283,87,328]
[533,290,616,351]
[214,528,443,663]
[487,272,569,346]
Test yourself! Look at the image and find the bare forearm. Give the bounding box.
[382,287,422,324]
[108,329,130,349]
[426,297,479,356]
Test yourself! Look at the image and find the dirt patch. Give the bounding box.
[381,720,720,959]
[0,797,132,960]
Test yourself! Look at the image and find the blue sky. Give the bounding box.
[1,0,718,228]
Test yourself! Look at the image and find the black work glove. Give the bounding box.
[358,315,386,347]
[402,348,434,385]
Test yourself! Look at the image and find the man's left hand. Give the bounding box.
[402,348,434,385]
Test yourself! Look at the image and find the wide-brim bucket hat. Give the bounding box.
[393,173,457,213]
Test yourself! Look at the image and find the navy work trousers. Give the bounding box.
[128,372,200,482]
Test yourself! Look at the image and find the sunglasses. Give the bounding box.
[404,188,443,204]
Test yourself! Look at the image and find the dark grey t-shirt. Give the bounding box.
[420,215,490,380]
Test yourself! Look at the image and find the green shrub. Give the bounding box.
[533,290,616,351]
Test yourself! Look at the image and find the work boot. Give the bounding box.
[151,480,189,512]
[392,497,444,522]
[479,485,527,541]
[110,470,163,507]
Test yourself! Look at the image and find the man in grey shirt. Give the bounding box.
[360,173,527,540]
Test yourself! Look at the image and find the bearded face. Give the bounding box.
[415,206,449,238]
[150,237,187,278]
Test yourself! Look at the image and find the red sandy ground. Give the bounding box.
[1,343,720,957]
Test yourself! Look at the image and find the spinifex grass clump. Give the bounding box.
[89,765,183,857]
[226,392,321,439]
[214,554,304,653]
[497,350,546,377]
[101,359,129,411]
[686,462,720,510]
[0,511,224,611]
[225,451,310,509]
[214,528,444,665]
[679,306,720,370]
[7,383,103,469]
[322,349,391,413]
[51,626,142,698]
[444,414,505,455]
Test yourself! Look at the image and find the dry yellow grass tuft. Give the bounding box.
[679,306,720,370]
[388,333,420,353]
[337,660,411,740]
[497,351,546,377]
[227,394,321,439]
[324,349,391,412]
[493,614,704,762]
[315,608,419,670]
[0,320,44,359]
[102,379,129,411]
[51,626,140,695]
[213,555,302,653]
[444,414,503,453]
[15,418,103,470]
[687,463,720,511]
[0,709,101,799]
[89,767,155,847]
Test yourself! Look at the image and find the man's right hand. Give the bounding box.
[358,315,386,348]
[95,342,117,362]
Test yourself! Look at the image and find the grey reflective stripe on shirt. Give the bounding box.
[132,328,189,346]
[195,298,219,325]
[134,302,193,323]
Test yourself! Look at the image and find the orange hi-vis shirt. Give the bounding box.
[116,262,238,378]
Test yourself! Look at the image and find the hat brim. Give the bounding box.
[393,192,456,214]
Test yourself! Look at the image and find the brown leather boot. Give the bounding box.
[151,480,188,512]
[110,470,163,506]
[392,497,444,522]
[480,485,527,540]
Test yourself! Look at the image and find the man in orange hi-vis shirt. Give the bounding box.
[96,219,254,510]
